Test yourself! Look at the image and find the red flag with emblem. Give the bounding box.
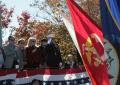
[66,0,109,85]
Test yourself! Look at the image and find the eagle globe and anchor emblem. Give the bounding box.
[104,39,119,85]
[81,33,119,85]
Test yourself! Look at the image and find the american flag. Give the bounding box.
[0,69,16,85]
[0,68,91,85]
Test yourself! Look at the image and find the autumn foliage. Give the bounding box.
[14,0,100,59]
[0,5,13,28]
[15,17,75,59]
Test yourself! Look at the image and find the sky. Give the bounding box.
[1,0,44,41]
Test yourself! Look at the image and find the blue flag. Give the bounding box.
[100,0,120,85]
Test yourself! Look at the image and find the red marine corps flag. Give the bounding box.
[66,0,109,85]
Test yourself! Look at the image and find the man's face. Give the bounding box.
[18,41,25,48]
[9,37,15,44]
[29,40,36,46]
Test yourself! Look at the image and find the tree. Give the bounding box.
[14,0,101,61]
[0,1,13,47]
[14,17,76,59]
[30,0,65,24]
[31,0,100,26]
[0,1,13,28]
[79,0,101,26]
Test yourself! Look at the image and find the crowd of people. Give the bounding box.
[0,35,82,70]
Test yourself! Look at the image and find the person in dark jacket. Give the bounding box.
[37,38,48,68]
[46,35,62,69]
[25,37,40,69]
